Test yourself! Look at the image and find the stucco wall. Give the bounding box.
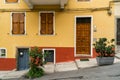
[0,0,115,58]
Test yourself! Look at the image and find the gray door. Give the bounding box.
[18,48,29,70]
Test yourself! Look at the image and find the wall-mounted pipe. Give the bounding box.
[109,0,120,9]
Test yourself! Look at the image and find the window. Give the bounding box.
[0,48,6,58]
[12,13,25,35]
[43,49,55,64]
[40,13,54,35]
[5,0,18,3]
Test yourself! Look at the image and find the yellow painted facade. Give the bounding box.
[0,0,115,58]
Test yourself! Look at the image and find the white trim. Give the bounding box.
[10,12,27,36]
[39,11,55,36]
[0,48,7,58]
[42,48,56,64]
[74,15,93,57]
[4,0,20,4]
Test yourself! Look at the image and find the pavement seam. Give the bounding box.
[74,61,79,69]
[115,56,120,59]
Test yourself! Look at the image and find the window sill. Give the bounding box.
[0,57,6,58]
[38,33,56,36]
[10,33,27,36]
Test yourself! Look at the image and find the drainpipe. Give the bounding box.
[108,0,120,16]
[109,0,120,8]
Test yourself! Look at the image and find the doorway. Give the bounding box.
[17,48,29,70]
[76,17,91,56]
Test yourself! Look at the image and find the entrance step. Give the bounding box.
[75,58,97,69]
[43,64,55,74]
[55,61,78,72]
[115,53,120,59]
[116,45,120,53]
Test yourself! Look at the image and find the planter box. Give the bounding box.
[96,57,114,66]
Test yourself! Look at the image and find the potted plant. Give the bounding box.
[93,38,115,66]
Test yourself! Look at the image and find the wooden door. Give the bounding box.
[76,18,91,55]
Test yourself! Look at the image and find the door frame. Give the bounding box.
[74,16,93,57]
[16,47,30,70]
[42,48,56,64]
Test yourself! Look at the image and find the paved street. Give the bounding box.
[6,62,120,80]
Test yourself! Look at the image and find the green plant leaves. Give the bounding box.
[93,38,115,57]
[26,47,50,78]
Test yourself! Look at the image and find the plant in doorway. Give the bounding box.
[93,38,115,66]
[25,47,49,79]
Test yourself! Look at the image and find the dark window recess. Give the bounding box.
[76,17,91,24]
[44,50,54,63]
[117,18,120,45]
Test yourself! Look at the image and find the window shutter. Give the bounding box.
[47,13,54,34]
[12,13,20,34]
[40,13,46,34]
[19,13,25,34]
[6,0,18,3]
[12,13,25,35]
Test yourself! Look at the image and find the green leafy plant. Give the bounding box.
[26,47,49,78]
[1,53,5,56]
[93,38,115,57]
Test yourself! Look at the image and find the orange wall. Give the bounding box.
[0,58,16,70]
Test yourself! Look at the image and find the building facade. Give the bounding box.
[0,0,116,70]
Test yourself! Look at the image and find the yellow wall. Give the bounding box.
[0,0,29,9]
[0,0,115,58]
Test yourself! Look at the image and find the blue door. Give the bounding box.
[18,48,29,70]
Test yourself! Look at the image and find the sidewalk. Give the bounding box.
[0,57,120,79]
